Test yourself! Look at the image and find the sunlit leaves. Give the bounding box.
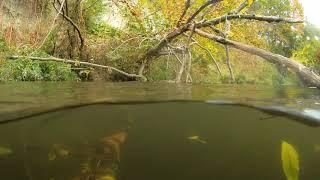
[248,0,254,6]
[281,141,300,180]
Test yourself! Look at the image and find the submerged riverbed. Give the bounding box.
[0,82,320,180]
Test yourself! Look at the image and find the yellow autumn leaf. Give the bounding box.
[187,135,207,144]
[281,141,299,180]
[0,146,13,156]
[248,0,254,6]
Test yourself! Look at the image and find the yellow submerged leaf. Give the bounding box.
[281,141,299,180]
[0,146,13,156]
[97,175,115,180]
[187,136,207,144]
[248,0,254,6]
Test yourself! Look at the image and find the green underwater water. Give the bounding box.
[0,102,320,180]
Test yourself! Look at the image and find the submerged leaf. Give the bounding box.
[281,141,299,180]
[0,146,13,156]
[187,136,207,144]
[97,175,116,180]
[48,151,57,161]
[53,144,70,157]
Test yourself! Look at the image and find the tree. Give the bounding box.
[135,0,320,87]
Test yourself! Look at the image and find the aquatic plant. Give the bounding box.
[281,141,300,180]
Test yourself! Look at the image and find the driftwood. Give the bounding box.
[9,56,146,80]
[194,29,320,87]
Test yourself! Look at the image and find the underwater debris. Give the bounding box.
[48,144,70,161]
[101,130,128,162]
[281,141,300,180]
[97,175,116,180]
[0,146,13,156]
[76,130,128,180]
[187,135,207,144]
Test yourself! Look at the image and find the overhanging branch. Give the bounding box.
[197,14,303,28]
[194,28,320,87]
[9,56,146,80]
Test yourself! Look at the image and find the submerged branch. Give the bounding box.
[8,56,146,80]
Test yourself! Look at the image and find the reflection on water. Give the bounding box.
[0,102,320,180]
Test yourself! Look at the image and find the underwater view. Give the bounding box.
[0,82,319,180]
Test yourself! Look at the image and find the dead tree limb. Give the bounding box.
[197,14,303,28]
[175,53,186,83]
[230,0,250,14]
[9,56,146,80]
[186,0,221,24]
[190,38,222,77]
[185,49,193,83]
[139,14,302,75]
[138,0,303,79]
[54,0,85,57]
[177,0,191,26]
[223,19,235,82]
[194,29,320,87]
[137,0,223,75]
[36,0,66,50]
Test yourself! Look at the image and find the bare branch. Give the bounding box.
[36,0,66,51]
[186,0,222,24]
[177,0,192,26]
[225,45,235,82]
[230,0,249,14]
[210,25,225,37]
[53,0,85,53]
[197,14,304,28]
[9,56,146,80]
[190,38,222,77]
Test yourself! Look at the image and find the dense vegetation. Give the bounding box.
[0,0,319,86]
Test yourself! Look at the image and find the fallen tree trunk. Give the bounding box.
[9,56,146,80]
[194,29,320,87]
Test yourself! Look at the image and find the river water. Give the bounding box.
[0,82,320,180]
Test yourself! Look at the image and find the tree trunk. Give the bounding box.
[195,29,320,87]
[225,45,235,82]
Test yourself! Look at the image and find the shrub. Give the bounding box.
[0,57,78,81]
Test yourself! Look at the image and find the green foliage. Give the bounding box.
[291,23,320,72]
[0,58,78,81]
[292,39,320,65]
[88,23,122,38]
[82,0,108,29]
[252,0,304,56]
[146,58,176,81]
[0,35,7,52]
[41,27,59,54]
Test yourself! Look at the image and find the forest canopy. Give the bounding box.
[0,0,320,86]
